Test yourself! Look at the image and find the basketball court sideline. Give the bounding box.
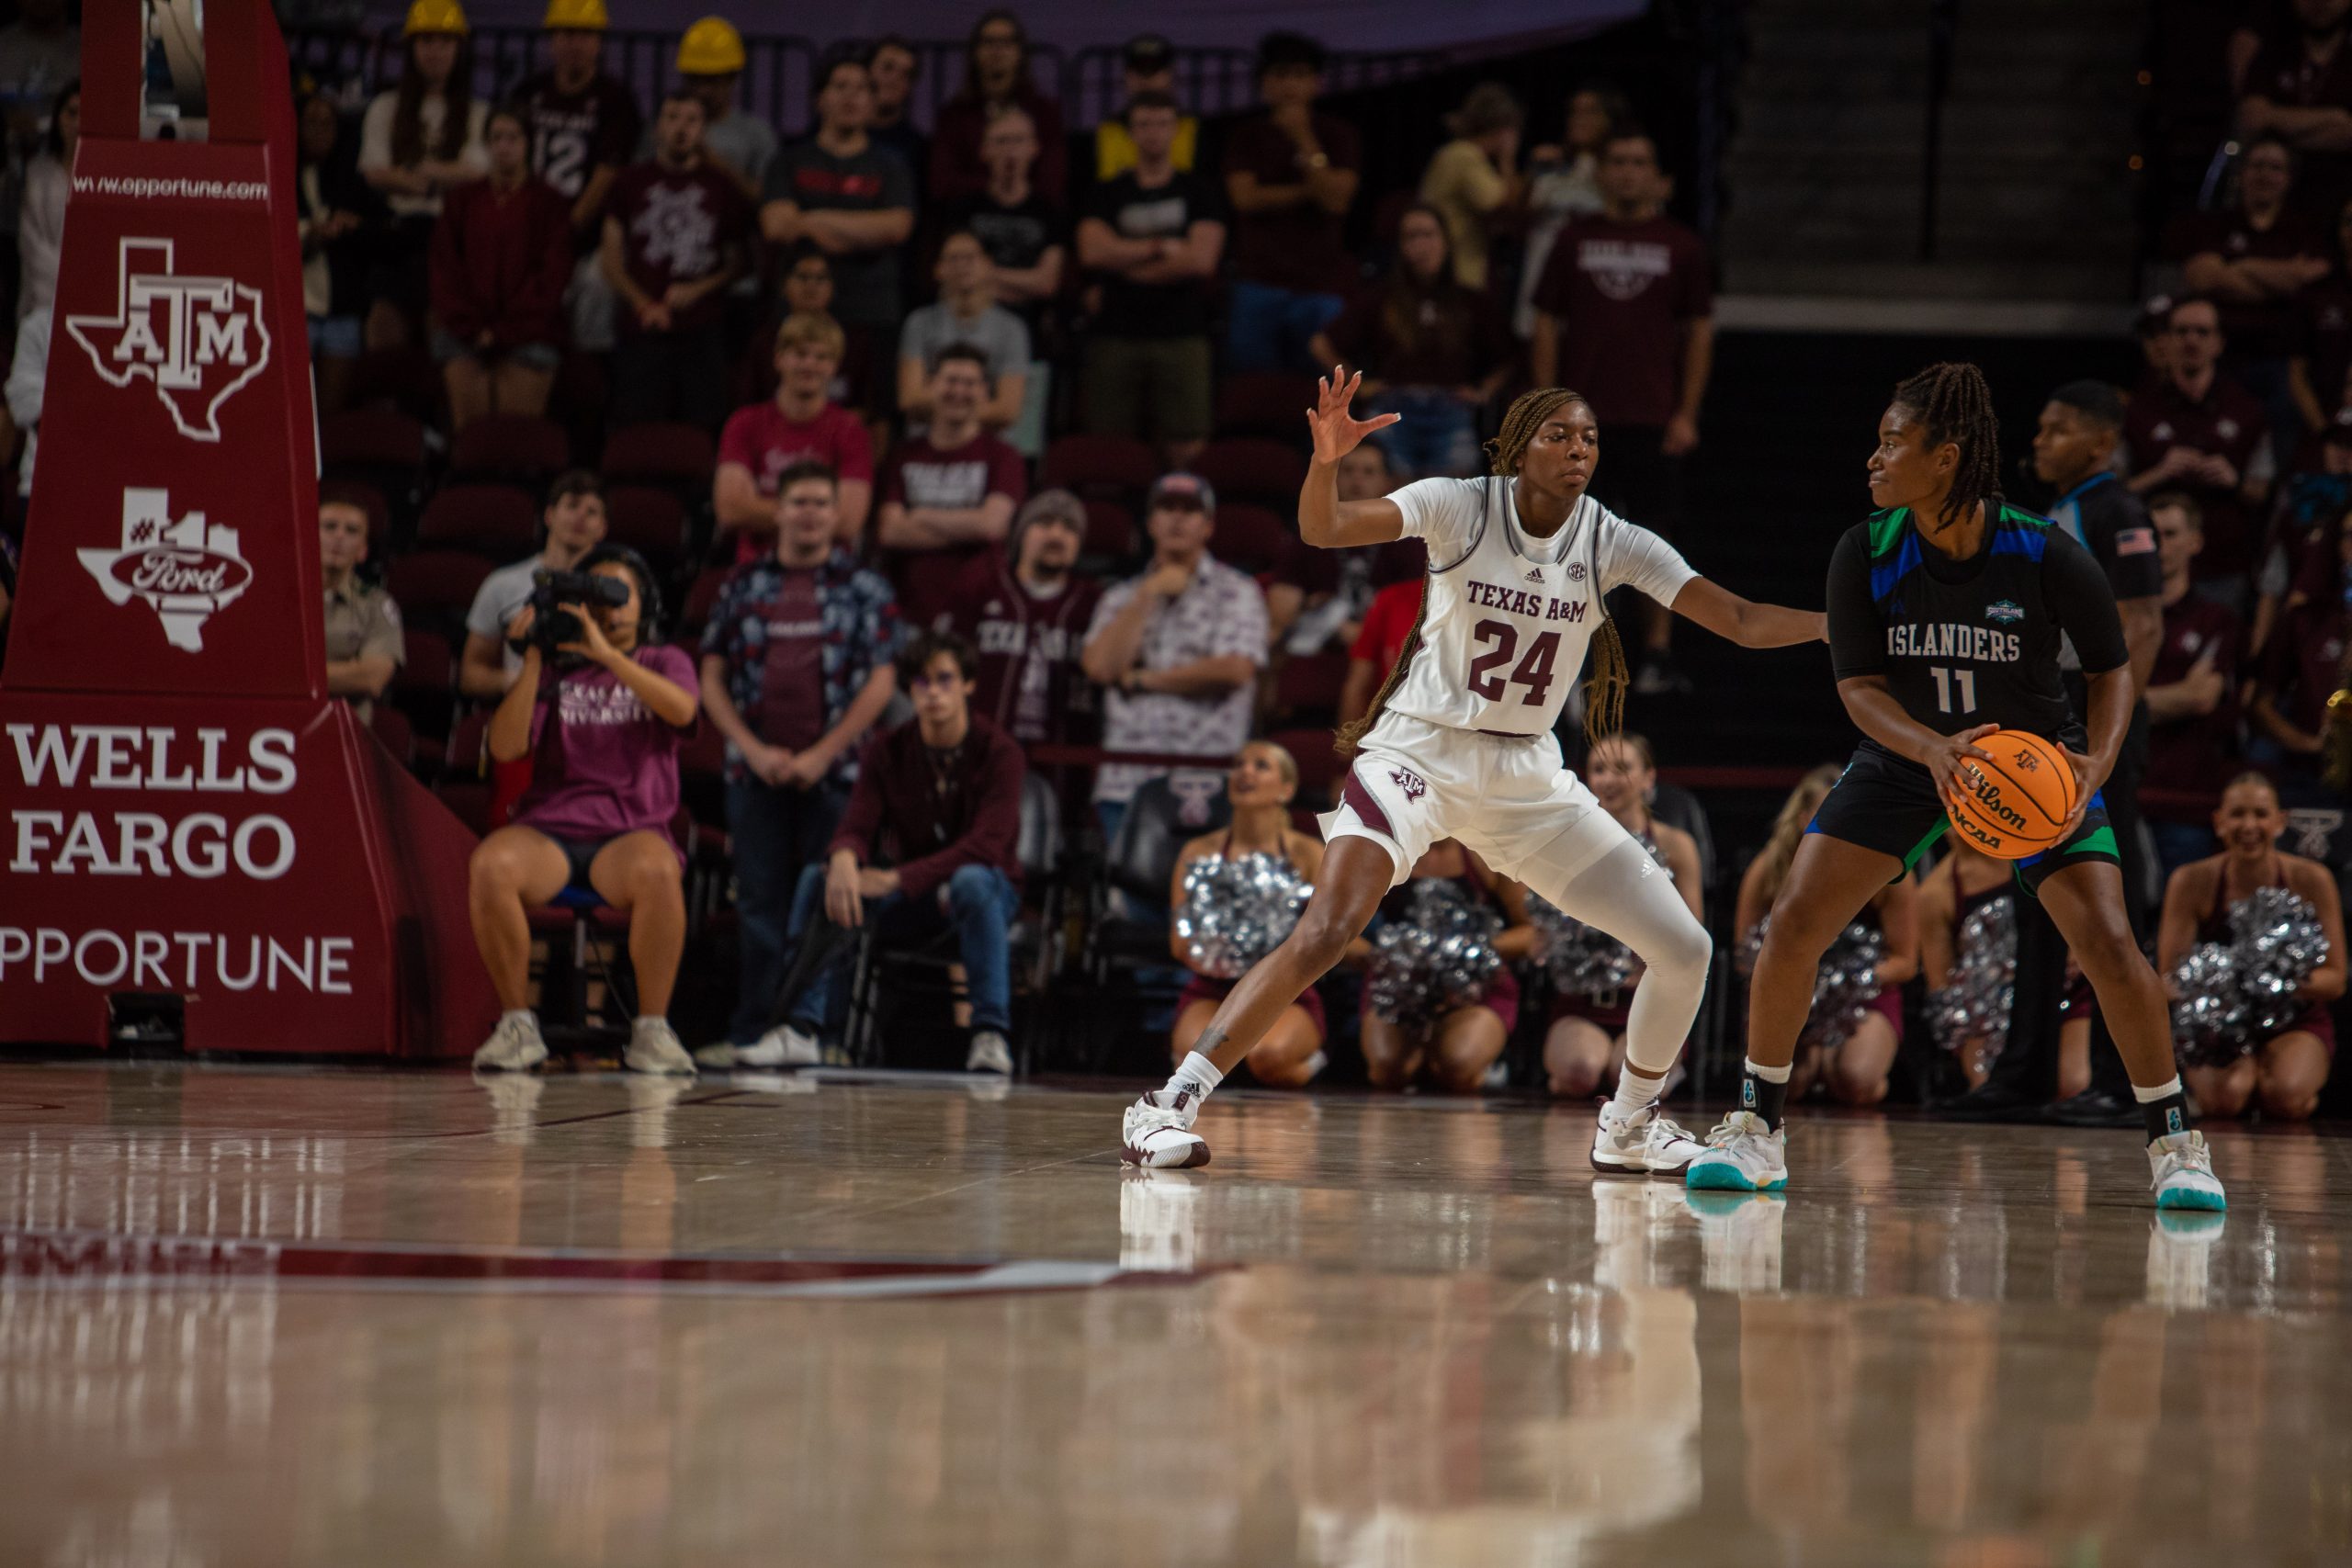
[1,1060,2346,1566]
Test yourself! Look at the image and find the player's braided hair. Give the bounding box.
[1892,361,2003,528]
[1333,387,1628,760]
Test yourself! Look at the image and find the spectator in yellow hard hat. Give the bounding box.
[511,0,639,240]
[675,17,775,199]
[356,0,488,348]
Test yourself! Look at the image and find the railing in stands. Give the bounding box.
[286,25,1451,137]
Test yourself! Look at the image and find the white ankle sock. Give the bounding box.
[1608,1066,1668,1120]
[1163,1052,1224,1102]
[502,1009,535,1029]
[633,1016,664,1033]
[2132,1076,2185,1103]
[1743,1056,1793,1084]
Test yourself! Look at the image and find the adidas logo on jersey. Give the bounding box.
[1524,568,1544,583]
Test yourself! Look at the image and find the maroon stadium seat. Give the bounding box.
[1214,373,1317,443]
[1041,433,1159,500]
[679,564,731,635]
[604,485,689,574]
[1273,650,1350,719]
[1264,727,1345,809]
[395,627,454,697]
[448,413,571,491]
[321,407,426,470]
[443,710,491,781]
[604,421,717,486]
[1192,439,1307,508]
[1080,500,1135,564]
[345,345,443,423]
[1208,502,1291,577]
[891,547,979,630]
[415,483,539,560]
[385,550,495,628]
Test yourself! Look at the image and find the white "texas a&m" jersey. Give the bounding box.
[1383,477,1697,736]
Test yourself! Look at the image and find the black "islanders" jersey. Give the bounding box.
[1826,502,2125,756]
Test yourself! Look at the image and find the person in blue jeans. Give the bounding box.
[695,461,901,1066]
[744,630,1030,1075]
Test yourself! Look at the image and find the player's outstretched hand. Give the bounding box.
[1925,723,1999,813]
[1306,366,1401,466]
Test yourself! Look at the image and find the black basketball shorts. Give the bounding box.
[1805,744,2119,896]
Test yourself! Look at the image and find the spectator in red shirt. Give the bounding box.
[877,346,1028,624]
[2174,133,2331,461]
[1531,125,1715,694]
[2249,513,2350,797]
[928,10,1068,207]
[1310,204,1510,478]
[600,93,752,432]
[2239,0,2352,220]
[759,631,1030,1076]
[2125,295,2274,606]
[1222,31,1363,374]
[716,311,875,559]
[430,107,572,429]
[2142,492,2245,878]
[941,489,1102,748]
[1340,577,1425,729]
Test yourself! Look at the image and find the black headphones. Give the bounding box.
[578,543,665,644]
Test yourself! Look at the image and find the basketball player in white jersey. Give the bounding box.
[1122,374,1827,1170]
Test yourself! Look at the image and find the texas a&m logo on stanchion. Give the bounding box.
[0,0,495,1056]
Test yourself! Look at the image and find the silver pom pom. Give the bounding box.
[1174,852,1312,979]
[1926,894,2016,1079]
[1529,891,1638,1000]
[1804,920,1885,1053]
[1368,879,1504,1027]
[2169,885,2331,1067]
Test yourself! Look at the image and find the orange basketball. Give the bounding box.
[1944,728,2078,860]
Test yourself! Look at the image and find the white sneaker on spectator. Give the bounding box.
[967,1031,1013,1075]
[624,1018,695,1077]
[734,1022,821,1068]
[692,1042,738,1068]
[473,1012,548,1073]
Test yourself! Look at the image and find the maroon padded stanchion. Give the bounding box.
[0,0,497,1056]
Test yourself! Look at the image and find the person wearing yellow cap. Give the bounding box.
[674,17,775,201]
[357,0,489,345]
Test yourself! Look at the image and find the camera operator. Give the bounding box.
[469,544,702,1077]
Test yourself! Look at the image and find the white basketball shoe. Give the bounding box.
[1683,1111,1789,1192]
[2148,1130,2227,1211]
[1120,1089,1211,1169]
[1591,1101,1706,1176]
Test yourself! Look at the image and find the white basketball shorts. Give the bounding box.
[1317,712,1629,896]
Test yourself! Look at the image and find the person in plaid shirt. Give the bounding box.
[697,460,901,1059]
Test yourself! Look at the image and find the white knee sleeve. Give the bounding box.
[1543,838,1713,1079]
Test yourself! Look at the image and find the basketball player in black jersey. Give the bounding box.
[1687,364,2226,1210]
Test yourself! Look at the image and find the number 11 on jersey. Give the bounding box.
[1930,665,1978,715]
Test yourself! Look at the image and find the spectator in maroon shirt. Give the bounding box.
[431,107,572,429]
[1531,125,1715,694]
[2239,0,2352,221]
[1222,31,1363,375]
[2249,515,2351,796]
[941,489,1102,748]
[2291,192,2352,420]
[763,631,1030,1076]
[715,311,875,558]
[877,346,1028,623]
[2142,492,2245,878]
[928,10,1068,207]
[600,93,752,432]
[2174,134,2331,461]
[1310,204,1510,478]
[2125,295,2275,606]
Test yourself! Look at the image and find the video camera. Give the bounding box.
[507,568,631,656]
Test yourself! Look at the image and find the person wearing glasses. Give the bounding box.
[2123,295,2272,616]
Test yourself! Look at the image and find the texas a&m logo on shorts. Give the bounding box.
[1389,767,1428,800]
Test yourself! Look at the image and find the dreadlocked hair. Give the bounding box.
[1891,361,2002,528]
[1333,387,1631,759]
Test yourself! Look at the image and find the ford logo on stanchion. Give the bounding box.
[76,488,255,651]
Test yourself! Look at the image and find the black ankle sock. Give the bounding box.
[2142,1090,2189,1145]
[1740,1070,1789,1133]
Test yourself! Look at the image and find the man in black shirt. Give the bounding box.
[1690,363,2225,1213]
[1077,91,1227,465]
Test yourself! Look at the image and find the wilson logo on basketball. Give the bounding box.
[1389,768,1428,800]
[1969,775,2029,831]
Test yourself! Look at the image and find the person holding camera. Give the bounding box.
[696,459,901,1065]
[458,470,608,700]
[469,545,701,1076]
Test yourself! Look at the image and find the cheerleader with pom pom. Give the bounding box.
[2157,773,2345,1121]
[1736,766,1918,1107]
[1169,742,1329,1088]
[1543,735,1704,1100]
[1349,839,1536,1093]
